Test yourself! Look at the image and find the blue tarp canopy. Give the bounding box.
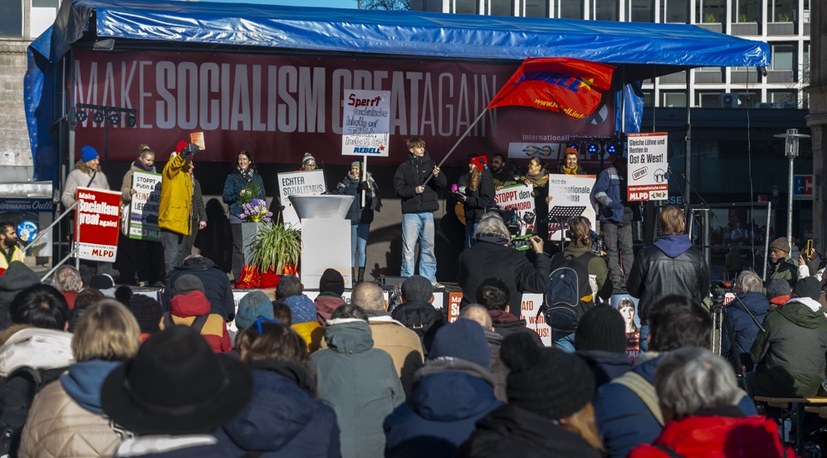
[25,0,770,179]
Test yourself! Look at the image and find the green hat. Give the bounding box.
[351,161,361,169]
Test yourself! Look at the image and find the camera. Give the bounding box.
[509,235,532,251]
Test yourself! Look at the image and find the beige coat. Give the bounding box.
[19,381,120,457]
[368,316,424,397]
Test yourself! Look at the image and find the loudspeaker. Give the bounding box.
[377,276,406,288]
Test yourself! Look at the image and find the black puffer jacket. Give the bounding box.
[393,153,447,214]
[462,170,496,224]
[626,235,709,322]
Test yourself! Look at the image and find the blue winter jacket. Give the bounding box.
[219,360,341,457]
[595,353,757,458]
[721,291,770,371]
[383,358,502,458]
[590,165,624,223]
[222,169,265,220]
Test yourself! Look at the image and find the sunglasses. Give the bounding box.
[253,316,278,335]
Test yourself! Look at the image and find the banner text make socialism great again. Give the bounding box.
[73,57,500,137]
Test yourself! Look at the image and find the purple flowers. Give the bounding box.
[238,198,272,223]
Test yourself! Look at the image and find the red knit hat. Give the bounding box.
[471,154,488,171]
[565,146,578,156]
[175,140,189,154]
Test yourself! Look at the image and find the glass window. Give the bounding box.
[643,90,654,107]
[770,43,795,71]
[695,66,720,72]
[734,0,759,22]
[454,0,478,14]
[594,0,618,20]
[630,0,654,22]
[768,0,794,22]
[697,92,723,107]
[560,0,582,18]
[770,91,797,107]
[662,0,688,23]
[0,0,22,38]
[699,0,724,23]
[663,92,687,107]
[490,0,513,16]
[31,0,59,38]
[524,0,549,17]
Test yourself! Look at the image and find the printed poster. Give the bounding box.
[627,132,669,202]
[74,187,121,262]
[610,293,641,361]
[494,183,536,236]
[547,173,597,241]
[128,171,162,241]
[277,169,327,229]
[341,90,391,157]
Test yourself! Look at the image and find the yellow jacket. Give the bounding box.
[158,154,192,236]
[0,247,24,271]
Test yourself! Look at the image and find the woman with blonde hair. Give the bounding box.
[219,320,340,456]
[19,299,141,457]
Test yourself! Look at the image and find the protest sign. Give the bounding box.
[627,132,669,202]
[277,169,327,229]
[74,187,121,262]
[494,183,536,236]
[547,174,597,241]
[341,90,391,157]
[128,171,162,241]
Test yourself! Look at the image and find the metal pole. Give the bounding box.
[685,70,691,208]
[763,201,772,282]
[703,208,711,270]
[787,153,794,244]
[775,128,809,245]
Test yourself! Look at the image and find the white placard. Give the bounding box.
[341,90,391,157]
[129,171,162,241]
[277,170,327,229]
[627,132,669,202]
[520,293,551,347]
[546,174,597,241]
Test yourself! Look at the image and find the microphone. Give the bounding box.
[451,183,459,193]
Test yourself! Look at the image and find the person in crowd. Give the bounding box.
[459,212,550,309]
[19,300,141,457]
[50,264,83,310]
[558,146,587,175]
[169,274,231,353]
[384,319,502,457]
[300,152,318,171]
[101,326,253,456]
[0,222,23,272]
[766,278,792,307]
[489,153,518,189]
[272,300,293,326]
[767,236,798,286]
[219,320,340,456]
[520,156,551,241]
[223,150,266,281]
[475,277,542,346]
[750,276,827,397]
[336,160,382,282]
[164,254,235,321]
[61,145,109,210]
[618,298,641,355]
[315,268,347,325]
[550,216,613,351]
[0,262,41,329]
[629,347,792,458]
[159,141,199,273]
[459,303,508,401]
[311,303,405,458]
[234,290,275,332]
[393,136,447,287]
[595,295,756,458]
[277,275,323,351]
[67,287,104,332]
[127,293,164,343]
[349,281,424,397]
[114,285,133,307]
[591,154,634,289]
[391,275,445,353]
[0,284,73,452]
[118,144,164,286]
[721,270,770,373]
[89,273,116,298]
[626,206,709,351]
[575,305,632,388]
[183,162,207,262]
[457,154,495,248]
[456,332,603,458]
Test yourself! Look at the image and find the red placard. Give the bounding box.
[74,187,122,262]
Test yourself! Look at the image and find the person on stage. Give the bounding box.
[336,161,381,283]
[558,146,587,175]
[222,150,266,281]
[457,154,495,248]
[521,156,551,241]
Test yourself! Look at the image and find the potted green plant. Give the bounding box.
[248,218,301,278]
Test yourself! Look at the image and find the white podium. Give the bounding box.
[289,195,354,289]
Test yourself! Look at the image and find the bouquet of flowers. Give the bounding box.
[238,198,273,223]
[239,182,261,206]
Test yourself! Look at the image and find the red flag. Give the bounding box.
[486,57,615,119]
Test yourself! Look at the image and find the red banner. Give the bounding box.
[486,58,615,120]
[74,187,121,262]
[71,51,615,166]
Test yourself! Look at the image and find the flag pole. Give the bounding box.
[423,108,489,186]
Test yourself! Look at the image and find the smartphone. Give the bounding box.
[805,239,814,258]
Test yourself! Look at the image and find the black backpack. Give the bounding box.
[539,252,597,333]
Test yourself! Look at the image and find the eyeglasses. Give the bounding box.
[253,316,278,335]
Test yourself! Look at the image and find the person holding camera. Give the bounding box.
[458,212,551,309]
[159,140,199,273]
[336,160,381,283]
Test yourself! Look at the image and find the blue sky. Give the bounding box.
[202,0,356,7]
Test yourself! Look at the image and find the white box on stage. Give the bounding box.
[289,195,354,289]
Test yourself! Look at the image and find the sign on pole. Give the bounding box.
[547,174,597,241]
[794,174,814,200]
[74,187,122,262]
[128,171,162,240]
[626,132,669,202]
[277,170,327,229]
[341,90,391,157]
[494,183,536,236]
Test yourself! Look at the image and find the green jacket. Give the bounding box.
[767,257,798,287]
[311,319,404,458]
[750,299,827,397]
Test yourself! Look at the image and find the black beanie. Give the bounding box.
[574,305,627,353]
[793,276,820,301]
[502,333,595,420]
[319,268,345,296]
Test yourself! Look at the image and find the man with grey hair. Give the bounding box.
[629,347,790,457]
[460,303,508,401]
[721,270,770,373]
[353,281,423,396]
[458,212,550,309]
